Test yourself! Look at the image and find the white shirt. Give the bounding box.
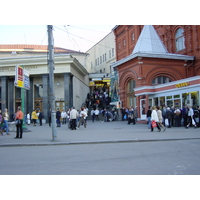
[94,110,99,115]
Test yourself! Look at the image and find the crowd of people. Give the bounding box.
[147,105,200,132]
[1,102,200,139]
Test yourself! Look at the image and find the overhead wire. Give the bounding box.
[54,26,113,51]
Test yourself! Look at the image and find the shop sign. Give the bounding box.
[103,78,110,82]
[175,82,189,88]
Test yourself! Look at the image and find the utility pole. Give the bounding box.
[47,25,57,141]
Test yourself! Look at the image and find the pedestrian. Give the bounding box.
[151,106,161,132]
[77,107,87,129]
[56,108,61,127]
[2,108,11,135]
[61,110,67,124]
[31,109,38,126]
[14,106,24,139]
[174,108,181,127]
[0,110,3,135]
[162,105,167,126]
[48,108,51,127]
[198,106,200,128]
[165,107,172,128]
[94,108,99,121]
[38,109,44,126]
[70,107,78,130]
[127,108,135,125]
[146,106,152,129]
[156,106,166,132]
[91,108,95,122]
[182,105,189,127]
[185,106,197,128]
[27,112,31,125]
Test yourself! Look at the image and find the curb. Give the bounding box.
[1,137,200,147]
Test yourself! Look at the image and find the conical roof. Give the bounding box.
[132,25,168,54]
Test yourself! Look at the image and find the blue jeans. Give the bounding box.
[147,117,151,128]
[4,120,9,134]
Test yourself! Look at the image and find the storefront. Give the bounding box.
[135,76,200,120]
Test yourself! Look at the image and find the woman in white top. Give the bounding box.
[151,106,161,132]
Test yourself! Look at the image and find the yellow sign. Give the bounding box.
[175,82,189,88]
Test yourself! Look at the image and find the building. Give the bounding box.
[86,32,116,95]
[112,25,200,120]
[0,45,89,121]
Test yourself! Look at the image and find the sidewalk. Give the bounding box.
[0,120,199,147]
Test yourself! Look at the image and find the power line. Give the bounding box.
[54,26,114,51]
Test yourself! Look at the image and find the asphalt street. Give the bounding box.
[0,120,200,175]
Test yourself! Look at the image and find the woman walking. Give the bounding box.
[151,106,161,132]
[156,106,166,132]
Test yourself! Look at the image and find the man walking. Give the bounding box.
[70,107,78,130]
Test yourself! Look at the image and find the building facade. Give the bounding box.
[112,25,200,120]
[86,32,116,98]
[0,45,89,122]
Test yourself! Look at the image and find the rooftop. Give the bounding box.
[0,44,85,54]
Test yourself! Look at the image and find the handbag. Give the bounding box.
[151,120,157,128]
[192,118,196,125]
[15,119,21,125]
[165,118,169,126]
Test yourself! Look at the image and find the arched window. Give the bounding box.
[175,28,185,51]
[152,76,172,85]
[127,79,136,107]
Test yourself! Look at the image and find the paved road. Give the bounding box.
[0,120,200,175]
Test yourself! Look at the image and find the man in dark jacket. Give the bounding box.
[38,110,44,126]
[166,107,173,128]
[56,108,61,127]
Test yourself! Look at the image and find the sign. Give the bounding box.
[175,82,189,88]
[14,65,30,90]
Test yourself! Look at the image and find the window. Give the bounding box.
[132,33,135,41]
[123,39,126,47]
[109,50,111,58]
[175,28,185,51]
[128,79,136,92]
[152,76,172,85]
[112,48,114,57]
[105,53,106,61]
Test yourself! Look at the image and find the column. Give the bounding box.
[8,78,14,119]
[42,74,49,122]
[27,77,33,114]
[1,76,8,112]
[63,73,71,110]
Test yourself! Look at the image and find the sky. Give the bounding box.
[0,25,115,52]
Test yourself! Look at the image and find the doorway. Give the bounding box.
[140,99,146,120]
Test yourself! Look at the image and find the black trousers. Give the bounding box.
[71,119,77,130]
[16,119,23,138]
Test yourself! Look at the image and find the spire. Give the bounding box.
[132,25,168,54]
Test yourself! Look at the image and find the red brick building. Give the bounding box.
[112,25,200,120]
